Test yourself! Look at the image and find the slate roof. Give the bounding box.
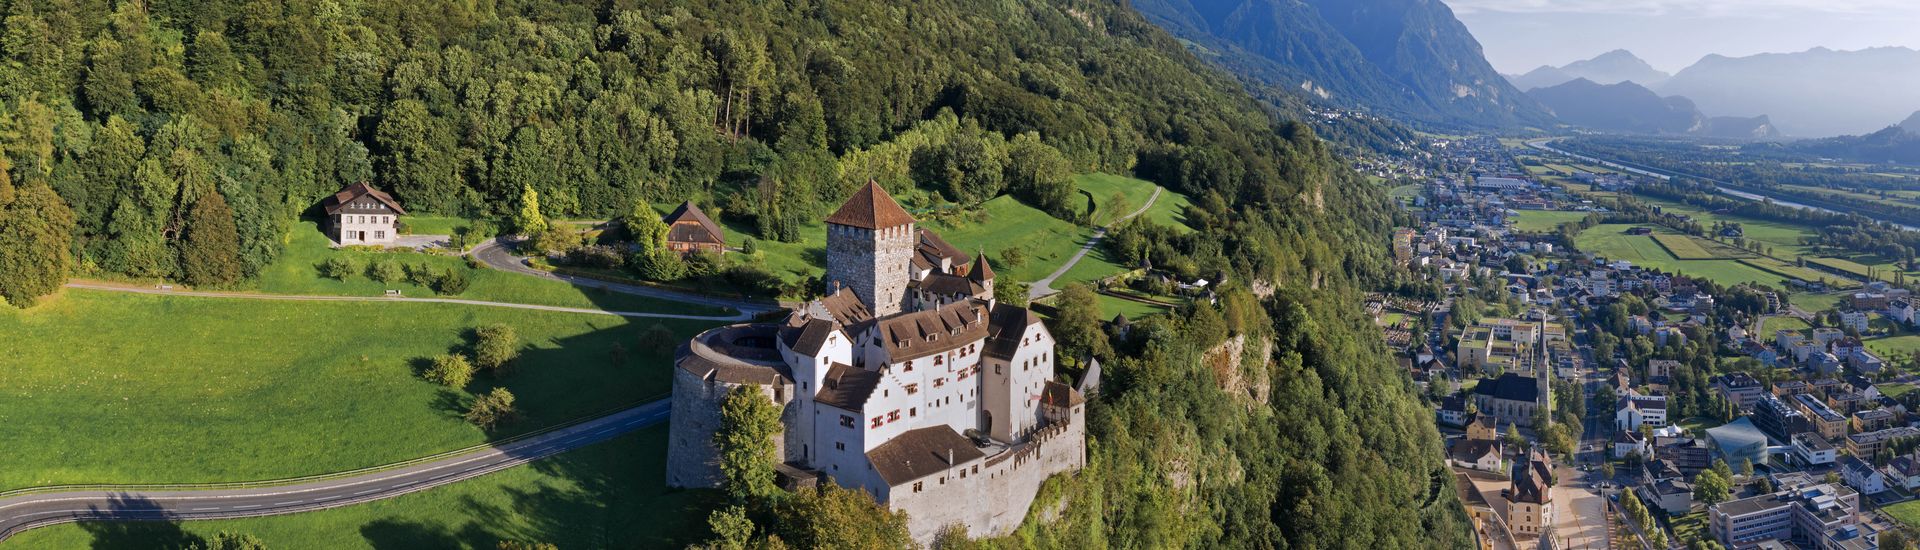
[983,303,1045,360]
[1473,373,1540,403]
[815,363,881,411]
[966,252,994,283]
[663,201,725,245]
[1040,380,1084,408]
[323,182,406,215]
[916,229,969,268]
[866,426,986,486]
[826,180,915,230]
[781,318,840,357]
[914,272,985,297]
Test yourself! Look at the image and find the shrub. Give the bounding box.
[740,238,757,255]
[724,263,784,296]
[369,260,405,284]
[685,249,725,278]
[633,249,687,281]
[424,354,474,388]
[998,246,1026,268]
[435,268,470,295]
[465,387,518,429]
[320,257,360,280]
[406,263,439,287]
[524,229,582,256]
[566,244,625,269]
[473,324,520,372]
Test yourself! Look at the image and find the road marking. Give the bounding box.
[231,505,261,510]
[274,501,303,506]
[190,507,220,511]
[314,495,341,501]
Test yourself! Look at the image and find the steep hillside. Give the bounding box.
[1656,47,1920,137]
[1903,111,1920,135]
[1134,0,1552,129]
[1527,79,1779,139]
[0,0,1468,547]
[1508,49,1669,91]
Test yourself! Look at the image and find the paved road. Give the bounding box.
[471,238,776,317]
[0,400,669,541]
[1029,186,1164,299]
[62,281,753,322]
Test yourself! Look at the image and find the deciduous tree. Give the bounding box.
[716,384,781,503]
[179,190,242,286]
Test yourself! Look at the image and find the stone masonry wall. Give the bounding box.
[826,223,915,317]
[665,367,799,488]
[888,409,1087,545]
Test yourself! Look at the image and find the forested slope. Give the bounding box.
[0,0,1467,546]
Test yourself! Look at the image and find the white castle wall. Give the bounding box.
[888,405,1087,545]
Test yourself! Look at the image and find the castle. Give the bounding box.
[667,181,1087,543]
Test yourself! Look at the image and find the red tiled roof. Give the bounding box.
[825,180,914,230]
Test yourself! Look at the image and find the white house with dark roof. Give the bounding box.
[666,181,1085,544]
[322,182,405,245]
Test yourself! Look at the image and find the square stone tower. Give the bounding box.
[825,180,916,317]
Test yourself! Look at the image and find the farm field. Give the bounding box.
[5,427,716,550]
[1076,173,1159,226]
[1804,256,1900,283]
[256,220,721,315]
[1739,258,1860,290]
[1509,210,1590,233]
[1651,234,1716,259]
[1573,224,1788,288]
[0,290,715,490]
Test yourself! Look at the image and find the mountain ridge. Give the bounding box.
[1655,46,1920,137]
[1508,49,1670,91]
[1526,78,1778,139]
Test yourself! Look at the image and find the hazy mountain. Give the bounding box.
[1508,50,1670,91]
[1655,47,1920,137]
[1525,79,1778,139]
[1902,111,1920,135]
[1133,0,1553,129]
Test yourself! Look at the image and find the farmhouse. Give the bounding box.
[666,181,1086,543]
[322,182,405,245]
[662,201,726,255]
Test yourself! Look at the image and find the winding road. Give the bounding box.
[1,241,773,542]
[1029,186,1164,299]
[0,401,670,541]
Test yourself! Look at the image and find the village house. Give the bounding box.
[660,201,727,255]
[322,182,405,245]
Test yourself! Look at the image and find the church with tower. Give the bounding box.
[666,181,1087,543]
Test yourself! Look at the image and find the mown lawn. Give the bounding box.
[4,426,719,550]
[1075,173,1158,226]
[1509,210,1590,233]
[1867,335,1920,363]
[1096,293,1170,320]
[1788,291,1846,312]
[0,290,717,490]
[1886,500,1920,530]
[921,195,1095,283]
[255,220,720,315]
[1760,316,1811,335]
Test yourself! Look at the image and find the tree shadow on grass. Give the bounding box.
[76,494,204,550]
[360,518,463,550]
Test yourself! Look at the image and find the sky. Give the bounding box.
[1445,0,1920,73]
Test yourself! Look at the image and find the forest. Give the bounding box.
[0,0,1467,547]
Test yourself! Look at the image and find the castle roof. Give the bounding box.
[826,180,915,230]
[323,182,406,215]
[1041,380,1084,408]
[781,317,840,357]
[663,201,724,245]
[984,303,1045,360]
[915,228,969,269]
[913,272,985,297]
[866,426,986,486]
[874,301,988,363]
[815,362,881,411]
[805,288,874,325]
[966,252,994,283]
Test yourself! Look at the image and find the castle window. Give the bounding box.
[933,378,944,388]
[871,417,883,429]
[913,482,923,493]
[906,384,919,395]
[910,407,917,417]
[888,410,901,422]
[904,361,913,372]
[836,442,846,451]
[933,355,943,366]
[840,415,855,428]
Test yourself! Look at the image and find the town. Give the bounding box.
[1385,135,1920,549]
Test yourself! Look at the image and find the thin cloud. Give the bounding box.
[1445,0,1920,18]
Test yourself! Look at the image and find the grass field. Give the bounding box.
[1739,258,1860,290]
[1651,234,1716,259]
[1760,316,1811,335]
[1573,224,1787,288]
[1140,186,1195,233]
[0,290,716,490]
[3,426,719,549]
[1076,173,1158,226]
[1885,500,1920,530]
[1096,293,1171,320]
[1806,256,1895,283]
[1788,291,1846,312]
[921,195,1097,283]
[1880,383,1918,400]
[253,220,720,315]
[1509,210,1590,233]
[1867,335,1920,363]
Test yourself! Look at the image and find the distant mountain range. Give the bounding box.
[1132,0,1554,129]
[1655,47,1920,137]
[1788,111,1920,164]
[1506,50,1670,91]
[1525,79,1778,139]
[1902,111,1920,135]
